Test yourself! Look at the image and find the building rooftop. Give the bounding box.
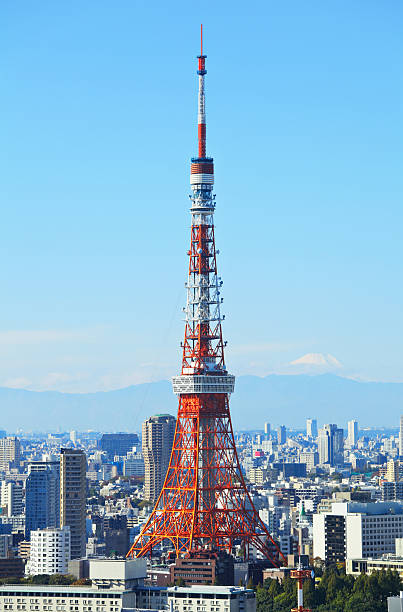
[168,586,254,595]
[0,585,127,594]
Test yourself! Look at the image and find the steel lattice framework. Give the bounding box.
[127,26,285,566]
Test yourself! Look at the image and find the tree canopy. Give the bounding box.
[256,565,401,612]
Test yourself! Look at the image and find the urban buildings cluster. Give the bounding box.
[0,414,402,610]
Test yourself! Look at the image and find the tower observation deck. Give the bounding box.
[127,26,285,565]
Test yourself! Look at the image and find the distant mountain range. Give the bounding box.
[0,374,402,433]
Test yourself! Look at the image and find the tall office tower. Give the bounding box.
[264,422,271,436]
[0,481,23,516]
[277,425,287,445]
[25,459,60,539]
[400,415,403,457]
[27,527,70,576]
[318,424,344,466]
[333,427,345,465]
[128,29,284,565]
[142,414,176,503]
[347,420,358,447]
[0,437,21,471]
[99,433,140,459]
[306,418,318,438]
[60,449,86,559]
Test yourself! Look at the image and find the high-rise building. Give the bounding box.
[0,481,23,517]
[277,425,286,445]
[333,427,344,465]
[400,415,403,457]
[142,415,176,503]
[27,527,70,576]
[0,437,21,471]
[318,427,332,465]
[318,424,344,466]
[264,422,271,436]
[306,419,318,438]
[347,420,358,447]
[60,449,86,559]
[25,459,60,539]
[99,433,140,459]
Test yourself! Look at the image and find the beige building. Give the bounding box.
[60,448,86,559]
[0,437,21,471]
[380,459,402,483]
[143,414,176,503]
[247,467,267,485]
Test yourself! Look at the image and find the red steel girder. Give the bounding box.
[127,395,286,565]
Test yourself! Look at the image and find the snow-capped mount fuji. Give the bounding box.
[288,352,343,373]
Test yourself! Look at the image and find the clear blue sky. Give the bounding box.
[1,1,402,391]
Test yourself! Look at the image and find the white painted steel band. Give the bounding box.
[298,589,303,607]
[190,174,214,185]
[172,374,235,395]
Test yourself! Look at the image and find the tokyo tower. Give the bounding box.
[127,27,285,565]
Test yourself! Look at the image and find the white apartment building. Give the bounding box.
[27,527,71,576]
[168,585,256,612]
[0,481,24,516]
[313,502,403,563]
[346,511,403,558]
[0,437,21,471]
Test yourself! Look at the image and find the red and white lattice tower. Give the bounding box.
[127,26,285,564]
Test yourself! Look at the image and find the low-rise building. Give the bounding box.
[167,585,256,612]
[0,558,148,612]
[0,559,257,612]
[170,552,234,586]
[347,556,403,578]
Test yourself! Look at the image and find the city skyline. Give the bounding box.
[1,2,402,398]
[1,5,403,607]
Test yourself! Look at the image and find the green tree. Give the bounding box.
[265,578,282,597]
[256,585,273,612]
[344,590,381,612]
